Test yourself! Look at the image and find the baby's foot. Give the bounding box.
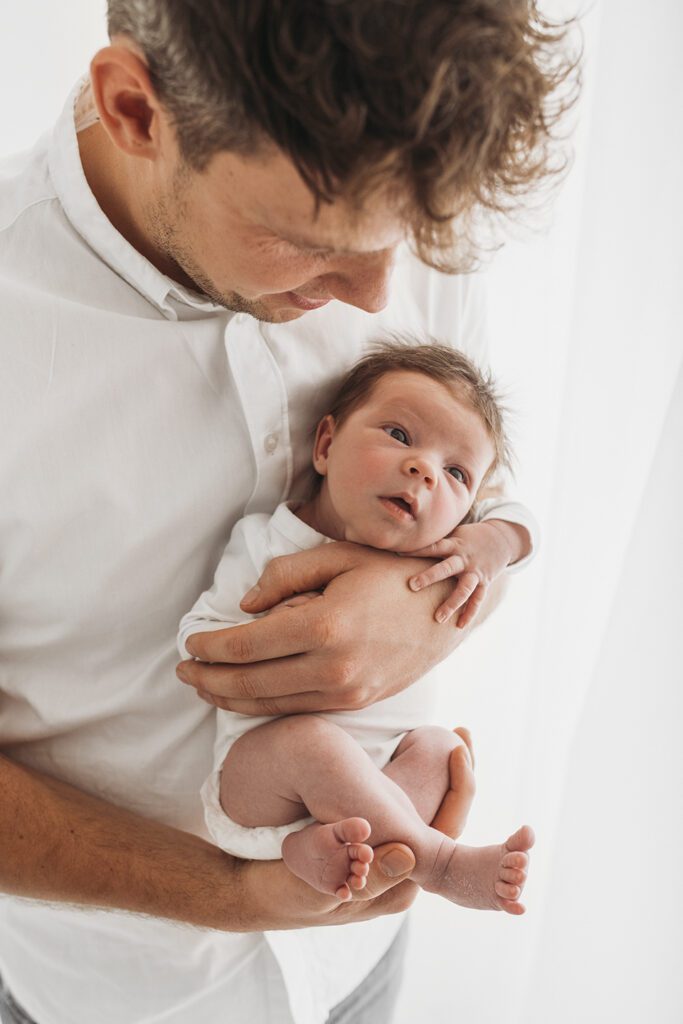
[423,824,535,915]
[281,817,374,901]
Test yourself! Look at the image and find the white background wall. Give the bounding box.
[2,3,682,1022]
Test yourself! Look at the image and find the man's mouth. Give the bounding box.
[283,291,331,311]
[379,495,416,521]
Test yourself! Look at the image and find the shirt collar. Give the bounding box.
[47,77,224,321]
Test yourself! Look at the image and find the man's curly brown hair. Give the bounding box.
[107,0,580,271]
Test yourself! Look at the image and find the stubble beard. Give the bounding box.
[143,167,293,323]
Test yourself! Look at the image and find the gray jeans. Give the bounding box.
[0,921,407,1024]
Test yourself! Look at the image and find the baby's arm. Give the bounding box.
[405,499,539,627]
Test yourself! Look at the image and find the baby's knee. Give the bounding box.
[395,724,471,765]
[403,725,467,758]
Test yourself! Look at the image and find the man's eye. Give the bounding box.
[384,426,409,445]
[447,466,466,483]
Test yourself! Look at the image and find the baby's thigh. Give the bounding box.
[220,714,348,827]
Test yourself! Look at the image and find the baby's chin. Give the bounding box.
[344,525,443,554]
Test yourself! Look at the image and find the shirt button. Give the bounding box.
[264,433,279,454]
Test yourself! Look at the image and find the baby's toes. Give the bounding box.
[502,851,528,871]
[494,880,521,901]
[347,843,374,865]
[335,883,352,901]
[500,866,527,886]
[349,872,367,891]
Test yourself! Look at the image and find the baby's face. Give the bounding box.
[314,370,495,551]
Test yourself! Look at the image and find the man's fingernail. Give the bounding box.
[435,610,447,624]
[380,850,414,877]
[409,578,422,591]
[176,666,190,683]
[241,584,261,605]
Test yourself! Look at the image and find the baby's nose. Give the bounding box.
[405,458,437,487]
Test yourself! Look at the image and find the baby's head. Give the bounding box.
[306,338,511,552]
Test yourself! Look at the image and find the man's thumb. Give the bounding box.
[376,844,415,879]
[240,543,358,612]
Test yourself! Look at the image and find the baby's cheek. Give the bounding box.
[423,496,460,542]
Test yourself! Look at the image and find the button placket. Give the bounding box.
[224,317,292,514]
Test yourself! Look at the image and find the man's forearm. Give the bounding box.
[0,753,257,931]
[0,754,417,931]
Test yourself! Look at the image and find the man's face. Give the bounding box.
[144,145,405,322]
[314,371,496,552]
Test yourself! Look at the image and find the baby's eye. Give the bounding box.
[384,426,410,445]
[447,466,466,484]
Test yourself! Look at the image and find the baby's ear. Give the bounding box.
[312,415,336,476]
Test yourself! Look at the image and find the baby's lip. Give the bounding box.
[382,493,418,519]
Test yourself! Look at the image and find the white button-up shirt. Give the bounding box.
[0,80,491,1024]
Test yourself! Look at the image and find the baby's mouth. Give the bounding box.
[379,495,416,521]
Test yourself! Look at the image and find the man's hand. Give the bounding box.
[177,542,467,715]
[404,519,530,628]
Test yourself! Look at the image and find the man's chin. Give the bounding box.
[217,292,308,324]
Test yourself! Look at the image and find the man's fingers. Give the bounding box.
[184,601,326,664]
[356,843,417,901]
[239,543,362,613]
[177,649,340,708]
[408,554,467,592]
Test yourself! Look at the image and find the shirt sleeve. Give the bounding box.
[176,516,263,659]
[471,497,540,574]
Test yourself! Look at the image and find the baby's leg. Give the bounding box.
[384,725,476,836]
[222,715,533,912]
[221,721,375,900]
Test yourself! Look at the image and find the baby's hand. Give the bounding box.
[405,520,526,628]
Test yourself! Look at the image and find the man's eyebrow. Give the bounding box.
[273,229,347,254]
[274,227,397,257]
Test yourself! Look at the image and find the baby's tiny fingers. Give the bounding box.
[434,573,479,624]
[455,583,488,630]
[409,554,467,592]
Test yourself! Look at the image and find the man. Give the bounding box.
[0,3,574,1022]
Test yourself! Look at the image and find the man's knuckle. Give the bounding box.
[262,555,288,588]
[233,669,259,700]
[345,684,369,710]
[229,632,255,662]
[335,657,359,690]
[259,697,283,716]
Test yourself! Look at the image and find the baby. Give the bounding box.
[178,339,536,913]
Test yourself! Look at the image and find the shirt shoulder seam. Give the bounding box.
[0,193,59,237]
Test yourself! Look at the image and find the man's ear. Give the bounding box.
[312,415,336,476]
[89,41,163,160]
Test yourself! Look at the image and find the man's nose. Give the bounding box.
[322,249,396,313]
[403,456,438,489]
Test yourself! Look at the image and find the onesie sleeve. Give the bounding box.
[471,497,540,574]
[176,515,265,660]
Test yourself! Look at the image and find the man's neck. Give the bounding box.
[77,122,195,288]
